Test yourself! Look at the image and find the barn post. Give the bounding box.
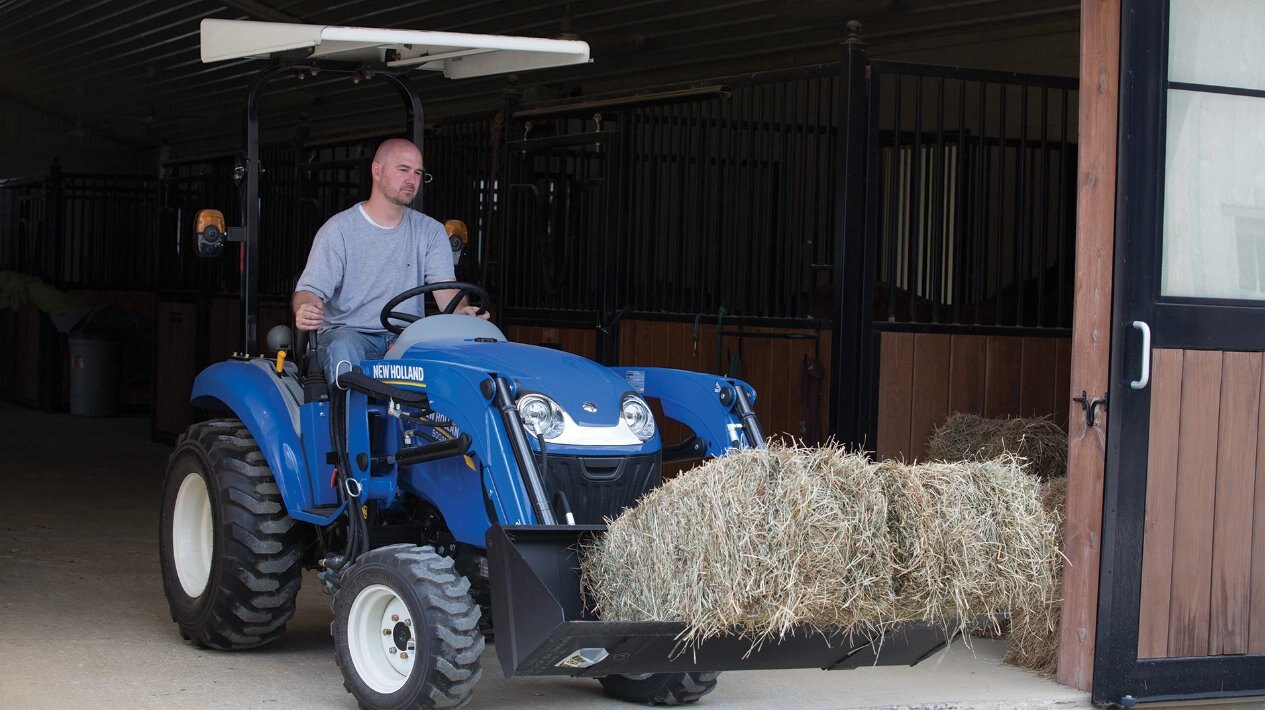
[830,21,875,450]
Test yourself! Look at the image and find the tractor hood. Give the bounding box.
[387,339,655,452]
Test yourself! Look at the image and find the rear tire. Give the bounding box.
[333,544,484,709]
[159,419,307,649]
[598,672,721,705]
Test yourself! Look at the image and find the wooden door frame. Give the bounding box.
[1056,0,1120,692]
[1088,0,1265,704]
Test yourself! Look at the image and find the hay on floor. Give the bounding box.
[581,444,1062,650]
[1004,476,1068,678]
[925,413,1067,480]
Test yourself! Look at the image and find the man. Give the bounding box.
[293,138,485,383]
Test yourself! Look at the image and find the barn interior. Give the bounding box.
[1,0,1079,455]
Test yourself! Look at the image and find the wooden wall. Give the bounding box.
[875,331,1071,461]
[1137,349,1265,659]
[152,295,290,440]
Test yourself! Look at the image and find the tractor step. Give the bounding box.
[487,525,960,678]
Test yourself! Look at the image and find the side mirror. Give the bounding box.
[445,219,468,266]
[194,209,227,257]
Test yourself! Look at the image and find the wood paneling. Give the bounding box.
[1059,0,1121,689]
[1254,371,1265,654]
[1138,348,1265,659]
[909,334,951,461]
[1138,349,1183,659]
[1168,350,1222,657]
[948,335,987,415]
[153,301,198,438]
[1209,352,1260,656]
[984,336,1023,418]
[876,332,914,461]
[875,333,1071,461]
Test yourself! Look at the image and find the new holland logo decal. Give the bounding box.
[371,363,426,386]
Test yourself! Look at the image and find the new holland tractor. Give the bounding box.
[160,19,954,710]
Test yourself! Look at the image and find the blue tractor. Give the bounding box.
[160,19,957,710]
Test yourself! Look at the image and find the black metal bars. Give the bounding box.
[869,60,1078,329]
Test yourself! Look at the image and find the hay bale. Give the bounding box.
[881,457,1060,631]
[1004,476,1068,677]
[582,444,1061,650]
[581,445,893,648]
[925,413,1067,480]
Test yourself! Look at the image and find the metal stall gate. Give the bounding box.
[835,27,1079,457]
[497,124,622,362]
[0,168,156,410]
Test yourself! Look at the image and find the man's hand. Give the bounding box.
[455,305,490,320]
[293,290,324,331]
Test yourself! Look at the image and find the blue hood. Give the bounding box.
[395,339,637,429]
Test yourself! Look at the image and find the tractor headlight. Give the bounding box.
[517,394,565,440]
[621,394,656,442]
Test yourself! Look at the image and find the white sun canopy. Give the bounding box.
[200,19,590,79]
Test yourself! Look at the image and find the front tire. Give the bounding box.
[598,673,721,705]
[333,544,484,709]
[159,419,307,649]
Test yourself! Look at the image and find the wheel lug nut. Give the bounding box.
[400,652,408,660]
[389,647,397,654]
[383,629,391,636]
[391,614,400,622]
[405,619,412,626]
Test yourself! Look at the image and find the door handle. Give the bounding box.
[1131,320,1151,389]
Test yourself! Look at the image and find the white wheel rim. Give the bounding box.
[348,584,417,694]
[172,472,213,598]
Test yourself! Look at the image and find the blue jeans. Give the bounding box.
[317,328,397,385]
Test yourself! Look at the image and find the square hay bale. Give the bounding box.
[582,444,1063,652]
[1003,476,1068,677]
[926,413,1067,480]
[880,457,1061,632]
[581,445,893,647]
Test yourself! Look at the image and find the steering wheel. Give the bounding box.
[379,281,492,335]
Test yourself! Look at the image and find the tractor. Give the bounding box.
[160,19,955,710]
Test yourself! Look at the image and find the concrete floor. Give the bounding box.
[1,402,1102,709]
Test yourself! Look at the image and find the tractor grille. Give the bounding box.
[532,452,662,525]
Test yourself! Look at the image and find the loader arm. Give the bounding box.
[607,367,765,452]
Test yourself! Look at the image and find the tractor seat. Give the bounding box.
[386,314,507,359]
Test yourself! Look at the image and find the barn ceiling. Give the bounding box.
[0,0,1079,161]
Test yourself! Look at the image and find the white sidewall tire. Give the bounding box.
[171,471,213,598]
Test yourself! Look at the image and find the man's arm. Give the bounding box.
[293,290,324,331]
[432,282,488,319]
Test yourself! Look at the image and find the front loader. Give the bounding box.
[159,19,960,710]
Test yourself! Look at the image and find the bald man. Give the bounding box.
[293,138,485,383]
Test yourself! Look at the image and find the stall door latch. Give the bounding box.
[1073,391,1108,428]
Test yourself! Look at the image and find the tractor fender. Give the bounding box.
[608,367,757,457]
[190,360,318,521]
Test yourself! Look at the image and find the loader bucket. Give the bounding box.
[487,524,961,678]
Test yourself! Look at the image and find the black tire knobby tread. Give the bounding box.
[332,544,485,710]
[598,672,721,706]
[160,419,310,650]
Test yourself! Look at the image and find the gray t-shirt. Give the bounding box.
[296,203,455,334]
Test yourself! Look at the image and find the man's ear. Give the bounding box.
[369,161,381,180]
